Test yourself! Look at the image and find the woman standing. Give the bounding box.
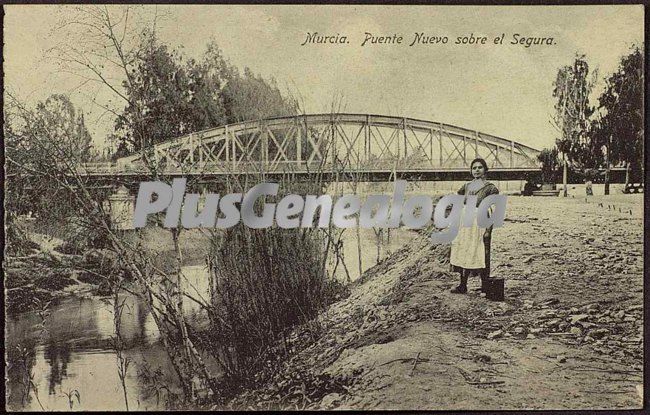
[450,158,499,294]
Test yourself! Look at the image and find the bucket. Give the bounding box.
[486,279,505,301]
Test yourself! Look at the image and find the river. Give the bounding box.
[5,228,417,411]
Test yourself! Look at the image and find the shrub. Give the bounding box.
[207,224,332,381]
[537,147,560,184]
[34,269,76,291]
[5,215,39,256]
[205,179,342,383]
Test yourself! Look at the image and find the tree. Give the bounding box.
[115,34,232,152]
[552,55,599,196]
[6,91,222,402]
[113,37,298,154]
[592,45,643,191]
[46,7,303,403]
[221,66,298,123]
[4,101,39,255]
[537,147,560,185]
[34,94,93,162]
[49,7,223,399]
[5,93,93,221]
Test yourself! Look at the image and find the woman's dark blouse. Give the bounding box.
[457,181,500,204]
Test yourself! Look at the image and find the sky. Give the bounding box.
[4,4,644,151]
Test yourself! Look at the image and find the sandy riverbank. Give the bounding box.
[228,193,643,410]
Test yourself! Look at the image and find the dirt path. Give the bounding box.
[333,322,641,410]
[236,194,643,410]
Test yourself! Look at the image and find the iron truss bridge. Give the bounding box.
[82,113,543,182]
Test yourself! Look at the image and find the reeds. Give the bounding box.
[204,172,347,384]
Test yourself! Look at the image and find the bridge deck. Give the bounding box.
[80,161,543,180]
[103,113,543,177]
[77,113,638,186]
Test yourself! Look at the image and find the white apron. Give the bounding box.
[449,205,486,269]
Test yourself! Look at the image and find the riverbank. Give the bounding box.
[5,193,643,410]
[4,222,215,316]
[225,193,643,410]
[5,233,96,315]
[4,217,413,410]
[6,209,420,316]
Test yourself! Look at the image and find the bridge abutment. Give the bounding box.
[103,185,136,230]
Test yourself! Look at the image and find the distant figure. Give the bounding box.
[450,158,499,294]
[585,180,593,196]
[522,181,535,196]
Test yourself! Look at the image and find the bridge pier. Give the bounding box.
[103,185,136,230]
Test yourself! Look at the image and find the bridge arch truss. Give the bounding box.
[114,113,541,176]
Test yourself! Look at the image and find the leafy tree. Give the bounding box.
[537,147,560,185]
[115,33,215,151]
[221,67,298,123]
[552,56,600,196]
[552,56,600,171]
[32,94,93,163]
[45,9,301,398]
[205,42,299,161]
[114,37,297,154]
[111,140,131,161]
[42,9,304,401]
[592,45,643,189]
[5,94,94,220]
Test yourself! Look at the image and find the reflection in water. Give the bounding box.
[43,341,71,396]
[5,265,213,411]
[133,300,150,345]
[5,228,416,410]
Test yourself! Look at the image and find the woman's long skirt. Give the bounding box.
[449,208,491,278]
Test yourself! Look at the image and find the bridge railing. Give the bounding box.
[80,162,117,173]
[80,160,543,176]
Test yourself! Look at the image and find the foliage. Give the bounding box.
[5,340,39,410]
[537,147,560,184]
[207,226,326,380]
[114,36,297,153]
[32,95,93,162]
[15,6,325,406]
[5,94,94,222]
[4,213,40,256]
[5,262,73,315]
[115,33,224,151]
[591,45,644,173]
[39,7,305,403]
[552,55,601,170]
[204,180,343,384]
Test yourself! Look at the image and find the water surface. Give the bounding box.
[6,229,417,411]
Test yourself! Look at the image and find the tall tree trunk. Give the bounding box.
[168,228,217,402]
[375,229,381,265]
[625,160,631,187]
[356,224,362,282]
[562,153,568,197]
[604,135,611,195]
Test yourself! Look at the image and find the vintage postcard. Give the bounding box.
[4,4,644,411]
